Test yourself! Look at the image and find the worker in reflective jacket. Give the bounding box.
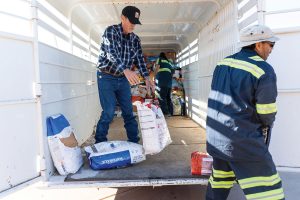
[205,25,285,200]
[154,52,175,116]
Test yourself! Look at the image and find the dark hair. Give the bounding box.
[242,43,256,50]
[159,52,168,60]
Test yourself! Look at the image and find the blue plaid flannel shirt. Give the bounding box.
[98,23,149,78]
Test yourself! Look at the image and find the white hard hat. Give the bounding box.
[238,24,279,48]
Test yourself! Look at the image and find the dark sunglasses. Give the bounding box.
[263,41,275,48]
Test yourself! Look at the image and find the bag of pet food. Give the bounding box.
[85,141,146,170]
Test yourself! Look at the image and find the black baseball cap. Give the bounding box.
[122,6,142,25]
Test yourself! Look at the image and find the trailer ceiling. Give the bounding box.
[46,0,231,53]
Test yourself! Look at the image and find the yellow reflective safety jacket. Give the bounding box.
[206,48,277,161]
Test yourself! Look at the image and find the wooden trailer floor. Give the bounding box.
[65,116,209,183]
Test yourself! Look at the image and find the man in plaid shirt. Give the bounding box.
[95,5,153,144]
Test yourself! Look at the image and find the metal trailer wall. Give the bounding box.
[35,0,101,178]
[38,43,99,177]
[1,1,299,196]
[0,32,41,193]
[0,0,100,192]
[268,29,300,168]
[181,0,239,128]
[180,0,300,169]
[0,0,41,192]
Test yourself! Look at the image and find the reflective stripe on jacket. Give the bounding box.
[155,58,174,88]
[206,48,278,161]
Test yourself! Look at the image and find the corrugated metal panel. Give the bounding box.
[36,0,99,63]
[38,43,100,176]
[183,0,239,127]
[1,0,101,187]
[35,1,100,177]
[45,0,228,55]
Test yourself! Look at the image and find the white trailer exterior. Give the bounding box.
[1,0,300,197]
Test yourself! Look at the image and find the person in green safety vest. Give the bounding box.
[154,52,175,116]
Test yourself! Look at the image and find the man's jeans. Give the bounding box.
[95,71,139,143]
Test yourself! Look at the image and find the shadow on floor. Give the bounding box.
[105,184,246,200]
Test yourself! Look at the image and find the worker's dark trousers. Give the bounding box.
[157,86,173,115]
[205,157,285,200]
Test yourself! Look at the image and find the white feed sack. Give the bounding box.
[46,114,83,175]
[135,102,172,155]
[84,141,146,170]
